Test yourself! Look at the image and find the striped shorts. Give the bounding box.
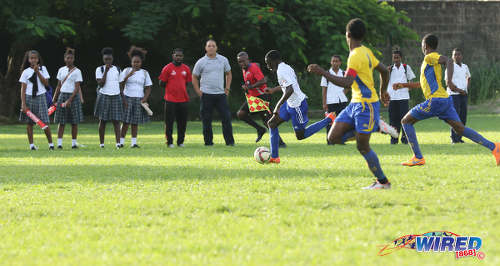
[278,99,309,131]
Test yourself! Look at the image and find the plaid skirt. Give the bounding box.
[94,93,123,121]
[123,96,149,124]
[19,94,50,124]
[54,93,84,125]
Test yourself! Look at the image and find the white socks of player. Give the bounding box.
[131,138,137,146]
[57,138,63,146]
[120,138,125,146]
[72,139,77,147]
[49,143,54,148]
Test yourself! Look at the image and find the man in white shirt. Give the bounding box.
[387,50,415,144]
[264,50,336,163]
[320,55,348,145]
[445,48,471,144]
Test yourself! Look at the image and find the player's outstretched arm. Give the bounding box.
[375,62,390,106]
[272,85,293,115]
[393,82,421,90]
[307,64,354,88]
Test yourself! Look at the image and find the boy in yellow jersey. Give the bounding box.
[308,18,392,190]
[394,34,500,166]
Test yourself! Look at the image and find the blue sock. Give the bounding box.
[303,117,330,139]
[341,130,356,143]
[462,127,495,151]
[362,150,388,184]
[270,127,280,158]
[402,123,423,159]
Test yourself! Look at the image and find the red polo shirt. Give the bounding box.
[159,63,192,102]
[243,63,267,97]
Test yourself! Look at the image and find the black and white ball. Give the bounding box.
[254,146,271,164]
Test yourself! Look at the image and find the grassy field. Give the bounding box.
[0,114,499,265]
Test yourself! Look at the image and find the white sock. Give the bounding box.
[30,143,35,149]
[100,143,105,148]
[72,139,77,146]
[120,138,124,145]
[131,138,137,145]
[57,138,63,146]
[49,143,54,147]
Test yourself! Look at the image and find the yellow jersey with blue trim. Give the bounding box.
[420,52,448,99]
[345,46,380,103]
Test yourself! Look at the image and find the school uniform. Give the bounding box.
[119,68,153,124]
[387,63,416,144]
[94,65,123,121]
[320,68,348,143]
[19,66,50,124]
[54,66,84,125]
[445,63,471,143]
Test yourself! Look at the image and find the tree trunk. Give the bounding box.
[0,45,28,119]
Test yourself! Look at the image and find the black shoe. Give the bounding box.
[279,142,287,148]
[30,146,38,151]
[71,145,78,149]
[205,143,214,146]
[226,143,235,147]
[131,144,140,148]
[256,129,266,143]
[49,146,55,150]
[119,144,124,148]
[57,145,63,149]
[459,140,465,143]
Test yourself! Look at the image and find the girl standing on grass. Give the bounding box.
[19,50,54,150]
[94,47,123,149]
[52,48,84,149]
[119,46,152,148]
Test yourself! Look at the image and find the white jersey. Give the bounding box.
[57,66,83,93]
[276,62,306,108]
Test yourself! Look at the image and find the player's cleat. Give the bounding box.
[256,128,266,143]
[72,145,78,149]
[402,156,425,166]
[269,157,280,164]
[325,112,336,125]
[131,144,140,148]
[30,145,38,151]
[167,144,175,148]
[379,119,399,138]
[57,145,63,149]
[49,146,55,151]
[492,142,500,166]
[362,180,391,190]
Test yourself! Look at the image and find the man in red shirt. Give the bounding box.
[159,48,192,147]
[237,52,285,145]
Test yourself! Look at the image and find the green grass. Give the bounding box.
[1,115,499,265]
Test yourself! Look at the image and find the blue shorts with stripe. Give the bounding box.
[336,101,380,133]
[410,97,460,122]
[279,99,309,131]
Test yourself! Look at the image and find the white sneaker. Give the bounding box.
[168,144,175,148]
[379,119,399,138]
[178,144,184,148]
[362,180,391,190]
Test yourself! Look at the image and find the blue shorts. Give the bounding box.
[336,101,380,133]
[279,99,309,131]
[410,97,460,122]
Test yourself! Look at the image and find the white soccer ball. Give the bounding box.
[254,146,271,164]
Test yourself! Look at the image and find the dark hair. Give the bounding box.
[206,39,217,45]
[20,50,45,96]
[64,47,75,57]
[173,48,183,54]
[392,50,403,57]
[331,55,342,61]
[452,48,462,54]
[237,51,248,58]
[423,34,438,50]
[101,47,113,56]
[127,46,147,61]
[265,50,281,61]
[346,18,366,40]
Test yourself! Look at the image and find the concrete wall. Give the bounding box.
[382,1,500,69]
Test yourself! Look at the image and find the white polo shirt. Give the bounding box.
[276,62,306,108]
[96,65,120,95]
[387,64,416,100]
[119,68,153,98]
[57,66,83,93]
[19,67,50,96]
[320,68,347,104]
[445,63,471,95]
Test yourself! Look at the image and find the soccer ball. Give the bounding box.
[254,146,270,164]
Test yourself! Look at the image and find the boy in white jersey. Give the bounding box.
[264,50,336,163]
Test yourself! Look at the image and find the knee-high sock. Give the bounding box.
[362,150,388,184]
[402,124,423,159]
[341,130,356,143]
[462,127,495,151]
[303,117,331,139]
[270,127,280,158]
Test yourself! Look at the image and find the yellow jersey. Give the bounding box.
[346,45,380,103]
[420,52,448,99]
